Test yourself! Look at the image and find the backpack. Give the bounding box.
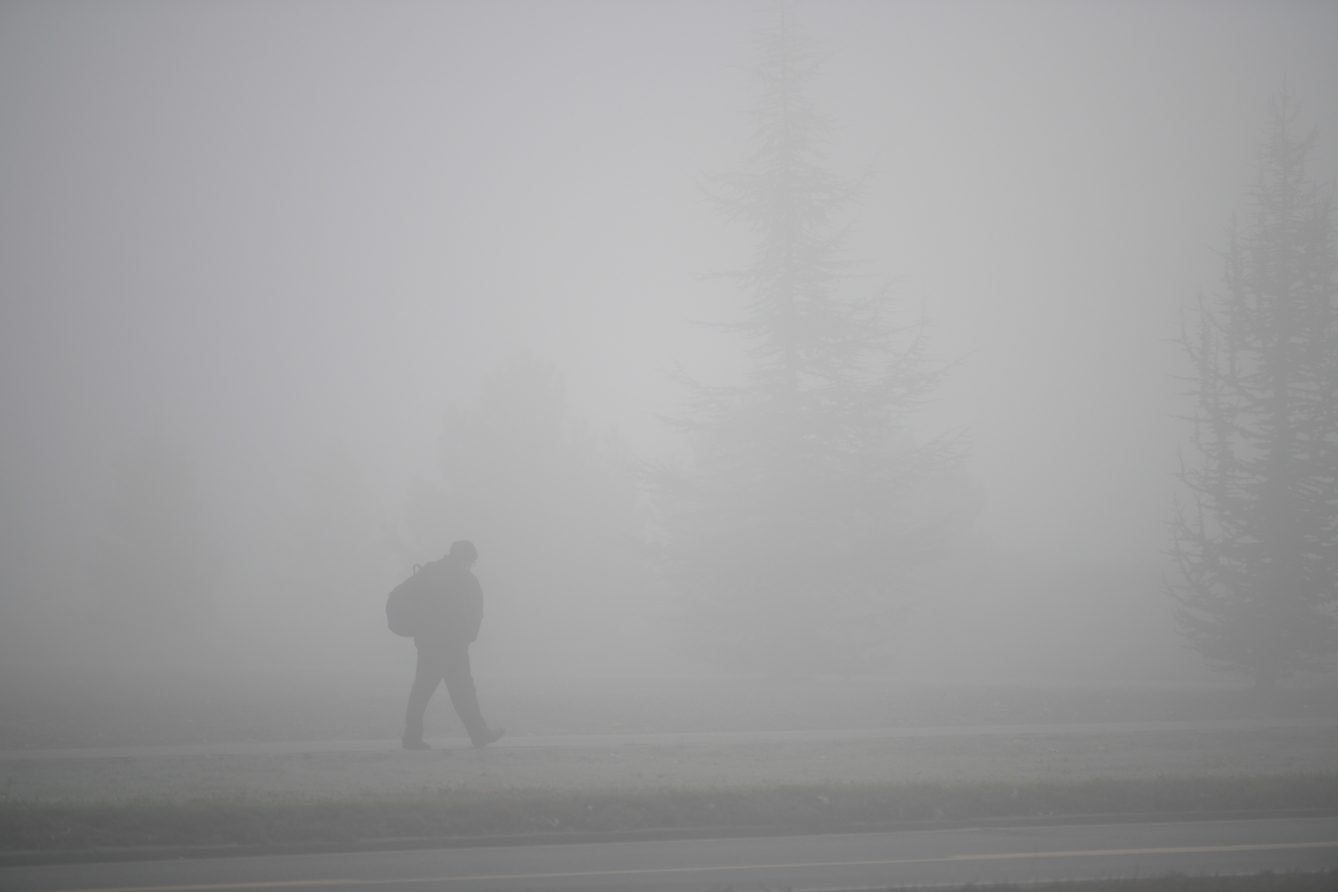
[386,562,438,637]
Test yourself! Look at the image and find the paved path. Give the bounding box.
[3,815,1336,891]
[3,717,1336,761]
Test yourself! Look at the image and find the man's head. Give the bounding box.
[449,540,478,566]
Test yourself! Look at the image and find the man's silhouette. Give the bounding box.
[402,540,503,749]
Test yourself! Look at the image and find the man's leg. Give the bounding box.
[440,644,500,746]
[403,643,445,748]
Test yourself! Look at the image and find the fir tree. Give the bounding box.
[652,8,958,674]
[1171,93,1338,687]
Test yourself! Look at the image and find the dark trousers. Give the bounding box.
[404,641,489,745]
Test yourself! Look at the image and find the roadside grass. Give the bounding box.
[3,774,1336,853]
[879,875,1338,892]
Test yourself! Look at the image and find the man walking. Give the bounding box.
[402,540,503,749]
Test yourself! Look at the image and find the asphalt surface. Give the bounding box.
[2,815,1336,891]
[4,717,1336,761]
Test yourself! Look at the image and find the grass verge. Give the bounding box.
[3,774,1336,855]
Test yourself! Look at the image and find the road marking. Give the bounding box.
[45,884,360,892]
[40,839,1338,891]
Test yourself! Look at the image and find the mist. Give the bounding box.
[2,1,1335,687]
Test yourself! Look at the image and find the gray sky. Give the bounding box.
[2,0,1335,603]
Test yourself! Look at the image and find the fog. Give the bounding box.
[2,1,1335,686]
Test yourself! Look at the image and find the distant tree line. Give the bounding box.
[82,10,1337,685]
[88,438,222,663]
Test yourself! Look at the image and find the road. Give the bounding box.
[3,816,1336,892]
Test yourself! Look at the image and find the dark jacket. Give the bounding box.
[414,558,483,647]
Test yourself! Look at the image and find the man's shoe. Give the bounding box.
[402,737,431,751]
[472,728,504,748]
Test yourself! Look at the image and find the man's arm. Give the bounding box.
[464,575,484,643]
